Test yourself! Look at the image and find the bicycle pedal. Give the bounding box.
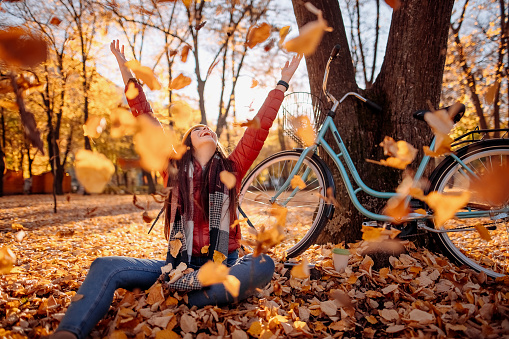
[362,221,377,227]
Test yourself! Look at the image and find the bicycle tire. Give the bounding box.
[239,150,335,258]
[428,139,509,278]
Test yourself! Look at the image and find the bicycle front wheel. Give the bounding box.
[428,139,509,278]
[239,150,334,258]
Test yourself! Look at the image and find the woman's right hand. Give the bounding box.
[110,39,127,64]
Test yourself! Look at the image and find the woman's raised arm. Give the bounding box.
[110,39,134,86]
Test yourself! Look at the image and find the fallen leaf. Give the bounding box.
[290,175,306,190]
[71,294,84,302]
[180,313,198,333]
[246,22,271,49]
[219,171,236,189]
[284,3,332,56]
[408,309,433,324]
[361,226,384,242]
[12,223,24,231]
[146,283,165,305]
[169,100,194,129]
[74,150,115,193]
[170,73,192,90]
[125,60,162,90]
[14,230,26,242]
[379,308,399,321]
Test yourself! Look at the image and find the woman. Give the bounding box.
[51,40,301,339]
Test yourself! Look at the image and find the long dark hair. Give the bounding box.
[164,132,237,238]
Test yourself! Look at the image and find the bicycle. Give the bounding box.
[238,45,509,278]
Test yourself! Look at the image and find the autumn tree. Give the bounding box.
[292,0,455,243]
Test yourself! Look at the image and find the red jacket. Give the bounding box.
[126,80,284,255]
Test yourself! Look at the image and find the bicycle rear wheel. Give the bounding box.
[239,150,334,258]
[428,139,509,278]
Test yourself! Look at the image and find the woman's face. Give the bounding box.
[190,125,218,151]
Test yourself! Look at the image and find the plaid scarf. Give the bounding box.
[164,153,232,291]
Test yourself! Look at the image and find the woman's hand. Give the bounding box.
[280,54,302,83]
[110,39,128,64]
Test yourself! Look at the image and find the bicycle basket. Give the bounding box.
[281,92,326,147]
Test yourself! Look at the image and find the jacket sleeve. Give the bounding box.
[229,89,285,183]
[125,78,154,118]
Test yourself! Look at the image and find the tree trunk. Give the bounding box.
[292,0,454,244]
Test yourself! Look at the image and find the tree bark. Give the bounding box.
[292,0,454,244]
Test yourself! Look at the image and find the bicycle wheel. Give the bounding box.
[428,139,509,278]
[239,150,335,258]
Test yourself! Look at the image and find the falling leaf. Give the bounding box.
[169,239,182,258]
[180,45,192,63]
[170,73,192,90]
[181,0,191,9]
[290,175,306,190]
[0,247,16,274]
[197,261,229,286]
[474,224,492,242]
[49,17,62,26]
[424,107,454,136]
[284,3,332,56]
[83,115,106,138]
[223,275,240,297]
[14,230,26,242]
[264,38,275,52]
[250,79,258,88]
[230,218,248,228]
[246,22,271,49]
[0,26,48,68]
[291,115,315,146]
[219,171,236,189]
[71,294,84,302]
[233,117,261,129]
[125,82,139,100]
[133,194,145,210]
[169,100,194,129]
[110,107,137,138]
[383,194,410,223]
[279,26,291,45]
[74,150,115,194]
[485,81,499,105]
[362,226,384,242]
[269,203,288,227]
[384,0,401,10]
[291,257,310,279]
[469,161,509,207]
[367,136,417,169]
[200,245,209,254]
[125,60,162,90]
[423,134,453,157]
[195,20,207,31]
[424,191,471,227]
[213,250,226,264]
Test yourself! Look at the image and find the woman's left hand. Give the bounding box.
[280,54,302,83]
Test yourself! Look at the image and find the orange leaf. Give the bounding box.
[169,100,194,129]
[125,82,139,100]
[290,175,306,189]
[197,261,229,286]
[423,134,452,157]
[269,203,288,227]
[250,79,258,88]
[361,226,384,242]
[180,45,192,63]
[246,22,271,49]
[291,115,315,146]
[83,115,106,138]
[485,81,500,105]
[213,250,226,264]
[425,191,471,227]
[383,195,410,224]
[223,275,240,297]
[75,150,115,194]
[110,107,137,138]
[0,26,48,68]
[200,245,209,254]
[384,0,401,10]
[146,283,165,305]
[234,117,261,129]
[284,4,332,56]
[142,211,153,223]
[125,60,162,90]
[291,257,310,279]
[169,239,182,258]
[50,17,62,26]
[219,171,236,189]
[0,247,16,274]
[170,73,191,90]
[469,161,509,207]
[279,26,291,45]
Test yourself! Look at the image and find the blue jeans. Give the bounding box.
[56,251,274,339]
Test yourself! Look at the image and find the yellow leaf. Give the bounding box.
[83,115,106,138]
[169,239,182,258]
[290,175,306,189]
[424,108,454,136]
[125,82,139,100]
[474,223,492,242]
[125,60,162,90]
[366,315,378,324]
[197,261,229,286]
[181,0,191,9]
[219,171,237,189]
[250,79,258,88]
[169,100,194,129]
[200,245,209,254]
[291,257,310,279]
[170,73,192,90]
[109,331,128,339]
[248,322,263,336]
[414,208,427,215]
[367,136,417,169]
[284,5,332,56]
[279,25,291,45]
[223,275,240,297]
[213,250,226,264]
[11,223,24,231]
[75,150,115,194]
[383,195,410,224]
[0,247,16,274]
[425,191,471,227]
[246,23,271,49]
[110,107,137,138]
[423,134,452,157]
[230,218,248,229]
[361,226,384,242]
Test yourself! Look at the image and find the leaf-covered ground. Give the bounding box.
[1,194,509,338]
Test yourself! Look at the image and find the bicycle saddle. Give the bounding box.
[412,103,466,124]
